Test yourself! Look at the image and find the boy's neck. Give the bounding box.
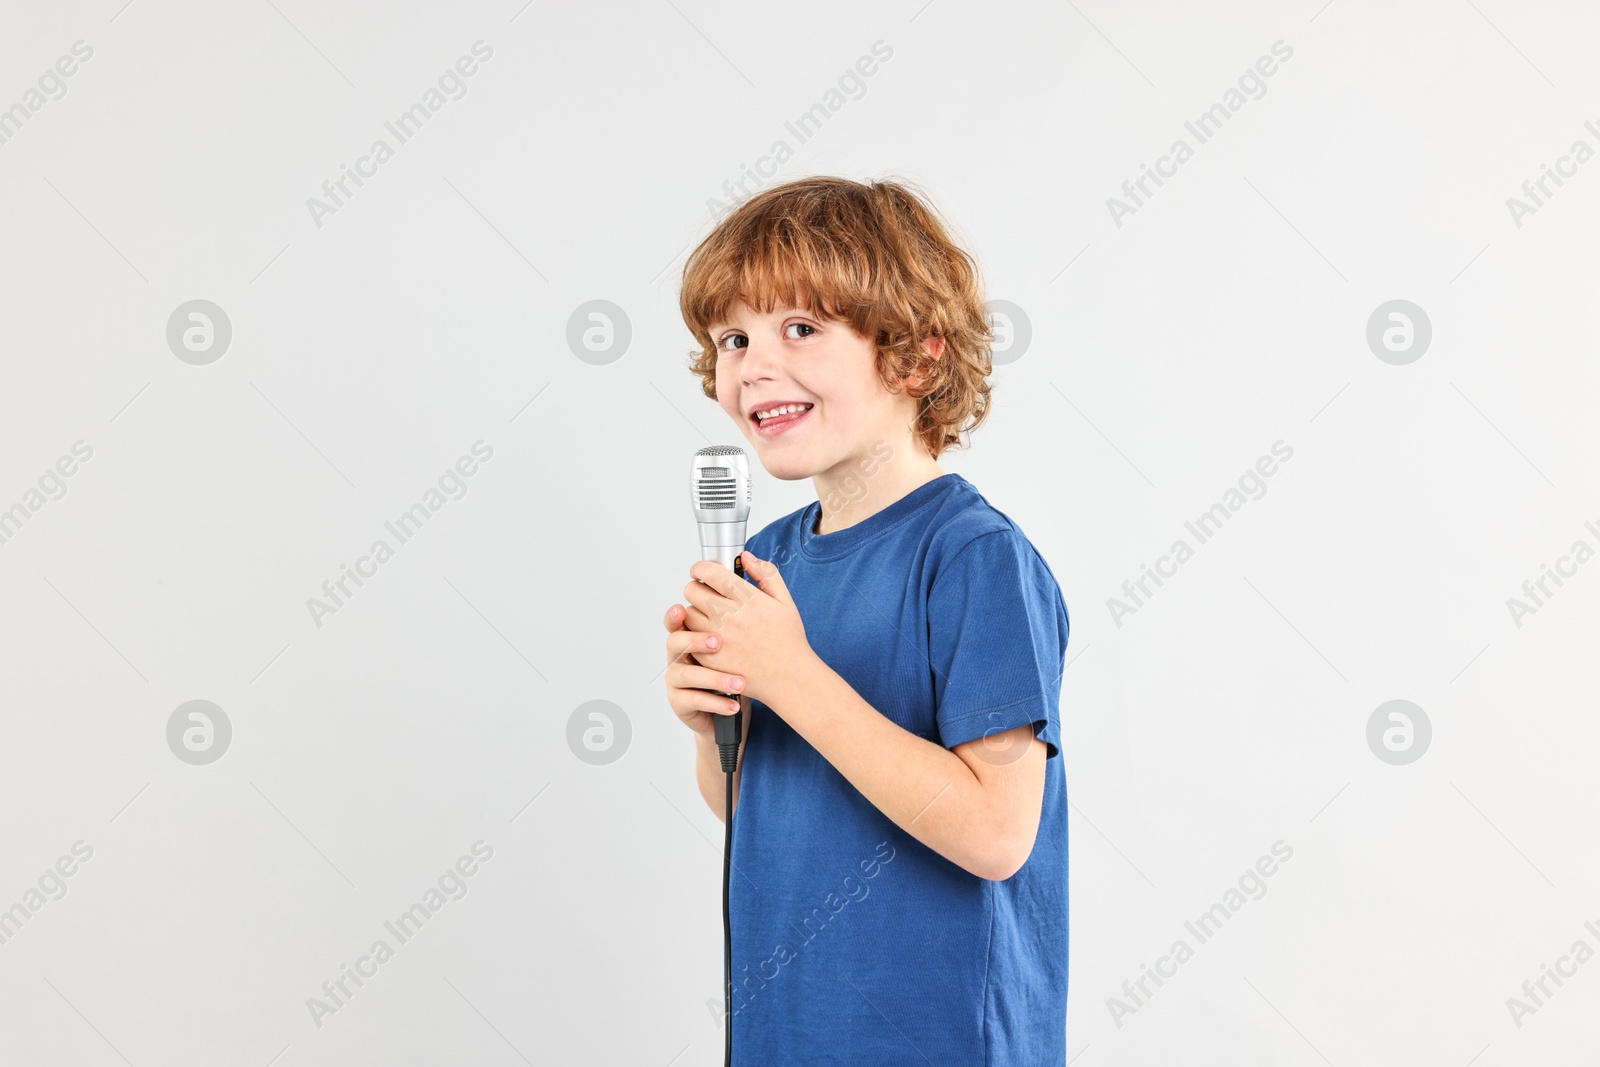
[812,446,948,535]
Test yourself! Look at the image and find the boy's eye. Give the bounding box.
[716,323,813,352]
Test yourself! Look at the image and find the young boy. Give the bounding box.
[662,176,1070,1064]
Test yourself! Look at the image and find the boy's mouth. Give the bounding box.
[750,401,814,438]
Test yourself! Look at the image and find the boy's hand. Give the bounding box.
[682,550,813,706]
[662,603,744,743]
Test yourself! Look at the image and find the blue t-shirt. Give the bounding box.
[730,471,1070,1065]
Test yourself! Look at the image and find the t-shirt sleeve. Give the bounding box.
[927,529,1069,759]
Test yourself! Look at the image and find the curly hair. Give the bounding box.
[678,176,994,459]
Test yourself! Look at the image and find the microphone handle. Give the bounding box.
[702,541,743,573]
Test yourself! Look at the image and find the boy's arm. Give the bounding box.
[769,653,1047,881]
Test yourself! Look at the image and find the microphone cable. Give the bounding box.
[714,553,745,1067]
[721,746,735,1067]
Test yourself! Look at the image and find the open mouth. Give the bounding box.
[751,402,814,438]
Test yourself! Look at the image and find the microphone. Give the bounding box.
[692,446,751,1067]
[690,445,752,774]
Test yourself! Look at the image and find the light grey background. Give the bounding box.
[1,0,1596,1063]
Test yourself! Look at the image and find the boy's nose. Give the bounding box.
[740,339,781,383]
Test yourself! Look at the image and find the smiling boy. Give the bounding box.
[662,176,1070,1064]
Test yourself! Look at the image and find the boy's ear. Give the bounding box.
[902,336,944,391]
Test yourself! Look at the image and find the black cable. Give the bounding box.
[713,553,744,1066]
[723,764,734,1066]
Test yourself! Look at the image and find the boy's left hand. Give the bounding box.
[680,550,813,705]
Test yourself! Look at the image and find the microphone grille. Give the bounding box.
[691,444,751,519]
[694,469,736,509]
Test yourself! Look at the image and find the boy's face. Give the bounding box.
[710,300,918,482]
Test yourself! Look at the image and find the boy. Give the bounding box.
[662,176,1070,1064]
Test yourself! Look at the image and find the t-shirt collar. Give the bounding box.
[799,473,965,561]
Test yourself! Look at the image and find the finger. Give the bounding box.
[666,661,745,695]
[673,687,744,718]
[682,578,736,620]
[689,560,756,603]
[666,629,722,659]
[688,559,734,592]
[664,605,689,666]
[742,551,792,604]
[682,603,717,633]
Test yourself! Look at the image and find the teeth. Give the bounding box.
[755,403,812,421]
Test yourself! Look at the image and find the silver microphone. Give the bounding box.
[691,445,752,574]
[689,445,752,773]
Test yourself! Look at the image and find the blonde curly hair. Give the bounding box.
[679,176,994,459]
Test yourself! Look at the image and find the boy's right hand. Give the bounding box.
[663,602,745,742]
